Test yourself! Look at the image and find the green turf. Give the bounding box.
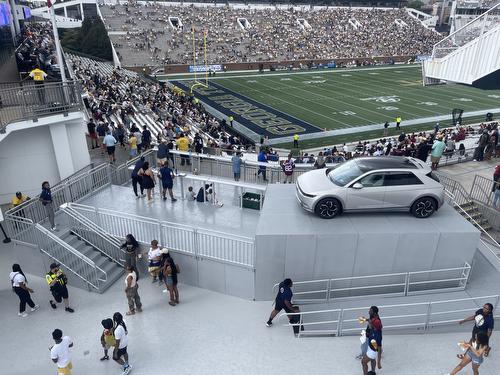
[167,65,500,147]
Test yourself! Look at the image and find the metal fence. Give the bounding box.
[0,80,84,132]
[66,202,256,268]
[273,263,471,304]
[279,295,500,337]
[470,174,497,207]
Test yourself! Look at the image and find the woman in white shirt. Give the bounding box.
[124,266,142,315]
[9,263,39,318]
[113,312,131,374]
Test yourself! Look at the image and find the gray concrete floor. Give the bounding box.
[438,158,498,193]
[1,240,500,375]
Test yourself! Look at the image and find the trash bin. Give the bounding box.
[242,192,261,210]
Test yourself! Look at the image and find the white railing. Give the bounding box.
[432,2,500,58]
[278,295,500,337]
[67,202,256,268]
[272,263,471,304]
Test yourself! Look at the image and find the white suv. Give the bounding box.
[296,156,445,219]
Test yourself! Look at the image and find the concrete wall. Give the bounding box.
[254,184,480,300]
[0,112,91,204]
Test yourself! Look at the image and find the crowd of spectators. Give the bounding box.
[15,23,60,77]
[99,3,442,67]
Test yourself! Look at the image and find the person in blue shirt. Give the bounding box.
[39,181,56,231]
[257,149,268,181]
[158,162,177,202]
[459,303,494,357]
[130,157,145,198]
[103,131,117,164]
[231,153,243,181]
[266,278,301,333]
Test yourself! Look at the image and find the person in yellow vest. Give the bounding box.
[228,115,234,127]
[11,191,30,208]
[293,133,299,148]
[29,66,48,103]
[46,263,75,313]
[395,116,402,130]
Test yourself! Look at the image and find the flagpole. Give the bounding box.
[48,1,67,83]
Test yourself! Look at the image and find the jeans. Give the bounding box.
[493,190,500,209]
[45,202,55,228]
[14,287,35,313]
[126,284,142,312]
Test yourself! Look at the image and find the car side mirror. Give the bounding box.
[352,183,363,189]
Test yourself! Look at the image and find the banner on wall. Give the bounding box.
[188,64,223,73]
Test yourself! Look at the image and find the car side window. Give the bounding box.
[358,173,385,187]
[384,172,423,186]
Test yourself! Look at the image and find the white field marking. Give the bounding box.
[312,76,323,79]
[453,98,473,102]
[377,106,399,110]
[219,79,352,128]
[488,94,500,99]
[246,80,257,83]
[417,102,438,106]
[368,72,380,75]
[339,111,356,116]
[303,80,326,84]
[341,74,352,77]
[168,64,418,81]
[280,78,292,81]
[361,95,401,103]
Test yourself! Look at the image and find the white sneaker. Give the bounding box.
[162,289,168,293]
[30,305,40,312]
[18,312,28,318]
[51,227,57,231]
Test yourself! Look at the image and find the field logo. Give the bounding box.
[361,95,400,103]
[417,101,438,106]
[303,80,326,84]
[377,106,399,111]
[332,111,356,116]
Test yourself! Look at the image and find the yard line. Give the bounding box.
[168,64,419,82]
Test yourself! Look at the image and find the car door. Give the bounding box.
[383,171,425,209]
[345,172,387,210]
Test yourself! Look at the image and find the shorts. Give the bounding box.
[165,275,174,286]
[366,347,378,360]
[107,146,116,155]
[466,349,483,365]
[57,362,72,375]
[162,181,173,189]
[130,148,137,157]
[430,156,441,164]
[116,347,127,358]
[157,157,167,166]
[51,285,69,303]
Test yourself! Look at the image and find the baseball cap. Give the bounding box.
[49,262,60,269]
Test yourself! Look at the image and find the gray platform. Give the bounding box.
[254,184,480,300]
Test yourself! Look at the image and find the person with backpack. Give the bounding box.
[10,263,39,317]
[100,318,115,361]
[112,312,132,374]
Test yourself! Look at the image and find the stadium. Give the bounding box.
[0,0,499,375]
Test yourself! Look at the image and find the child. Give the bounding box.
[100,318,115,361]
[187,186,196,200]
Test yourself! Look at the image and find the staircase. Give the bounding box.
[455,200,494,232]
[423,3,500,86]
[58,229,124,292]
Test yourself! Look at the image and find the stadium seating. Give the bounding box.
[99,3,442,67]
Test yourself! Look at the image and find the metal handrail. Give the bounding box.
[278,295,500,337]
[272,263,471,303]
[432,2,500,58]
[0,80,84,132]
[470,174,496,206]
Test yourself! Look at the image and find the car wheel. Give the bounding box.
[411,197,437,218]
[315,198,341,219]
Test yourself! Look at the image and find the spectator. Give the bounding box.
[112,312,132,374]
[103,131,117,164]
[314,152,326,169]
[162,254,180,306]
[46,263,75,313]
[9,263,39,318]
[157,138,169,166]
[121,234,140,272]
[158,162,177,202]
[446,332,489,375]
[39,181,56,231]
[142,126,151,150]
[187,186,196,200]
[194,133,204,154]
[459,303,494,356]
[10,191,30,208]
[231,152,243,181]
[96,122,107,154]
[282,154,295,183]
[128,132,138,159]
[138,161,156,203]
[29,65,47,103]
[147,240,163,282]
[130,156,145,198]
[383,121,389,137]
[50,329,73,375]
[474,130,490,161]
[134,129,143,154]
[124,265,142,316]
[176,133,191,166]
[431,135,446,170]
[359,306,383,374]
[115,124,126,148]
[100,318,114,361]
[257,149,268,181]
[87,119,99,149]
[493,180,500,210]
[266,278,300,330]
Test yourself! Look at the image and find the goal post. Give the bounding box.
[190,27,209,94]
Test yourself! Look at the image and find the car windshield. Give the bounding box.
[328,161,364,186]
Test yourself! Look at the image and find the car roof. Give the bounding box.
[353,157,419,172]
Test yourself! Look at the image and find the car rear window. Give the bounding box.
[384,172,423,186]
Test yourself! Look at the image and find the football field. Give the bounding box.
[168,65,500,147]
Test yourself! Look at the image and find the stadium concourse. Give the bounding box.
[99,2,441,67]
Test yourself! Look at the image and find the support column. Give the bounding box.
[49,122,75,179]
[8,0,21,37]
[64,6,68,18]
[80,2,84,21]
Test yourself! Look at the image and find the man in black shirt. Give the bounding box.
[266,278,302,334]
[87,119,98,149]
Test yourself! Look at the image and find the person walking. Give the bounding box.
[29,66,47,103]
[10,263,39,317]
[162,255,180,306]
[459,303,494,356]
[445,331,489,375]
[266,278,302,334]
[11,191,30,208]
[124,266,142,315]
[257,149,268,181]
[431,135,446,170]
[293,133,299,148]
[50,329,73,375]
[130,156,145,198]
[128,132,138,159]
[231,152,243,181]
[103,131,117,164]
[157,138,169,166]
[87,119,99,149]
[383,121,389,137]
[142,126,151,150]
[158,162,177,202]
[282,154,295,183]
[46,263,75,313]
[358,306,383,374]
[40,181,56,231]
[493,180,500,210]
[121,234,140,271]
[113,312,132,374]
[138,161,156,203]
[100,318,115,361]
